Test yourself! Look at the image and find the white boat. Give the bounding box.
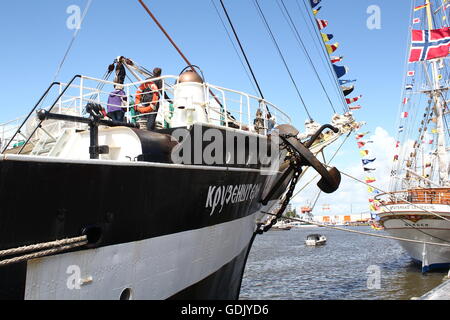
[376,0,450,272]
[305,234,327,246]
[271,221,293,231]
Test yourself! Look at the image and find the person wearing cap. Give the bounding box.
[107,84,128,122]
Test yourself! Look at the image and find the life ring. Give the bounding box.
[135,81,160,114]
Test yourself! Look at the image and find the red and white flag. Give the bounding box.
[401,112,409,118]
[409,27,450,62]
[413,18,421,24]
[349,105,362,110]
[331,56,343,63]
[407,70,415,76]
[403,98,409,104]
[317,19,328,30]
[346,95,362,104]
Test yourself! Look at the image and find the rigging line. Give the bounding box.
[217,0,266,103]
[137,0,193,69]
[52,0,93,82]
[294,0,342,108]
[298,0,349,114]
[321,162,450,223]
[252,0,313,120]
[137,0,226,110]
[277,0,336,114]
[263,212,450,248]
[210,0,260,97]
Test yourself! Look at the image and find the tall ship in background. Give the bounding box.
[377,0,450,272]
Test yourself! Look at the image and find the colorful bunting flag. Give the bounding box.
[393,155,399,161]
[403,98,409,104]
[333,64,348,78]
[407,71,416,76]
[413,18,421,24]
[317,19,328,30]
[326,42,339,54]
[360,150,369,157]
[409,27,450,62]
[414,3,430,11]
[313,7,322,15]
[331,56,344,63]
[339,79,357,85]
[342,85,355,96]
[346,95,362,104]
[349,105,362,110]
[401,112,409,118]
[356,132,369,140]
[398,126,404,132]
[321,33,334,42]
[362,158,376,165]
[357,141,366,148]
[310,0,322,8]
[364,167,376,172]
[406,84,414,90]
[365,177,377,183]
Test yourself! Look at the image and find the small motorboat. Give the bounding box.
[305,234,327,246]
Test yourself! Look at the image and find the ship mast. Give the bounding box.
[425,0,449,186]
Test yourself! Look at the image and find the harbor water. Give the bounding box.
[240,226,449,300]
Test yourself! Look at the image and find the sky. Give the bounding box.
[0,0,420,216]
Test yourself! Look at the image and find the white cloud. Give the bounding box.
[290,127,398,217]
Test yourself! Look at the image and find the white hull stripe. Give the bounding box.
[25,212,259,300]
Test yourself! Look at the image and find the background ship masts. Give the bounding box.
[425,0,449,186]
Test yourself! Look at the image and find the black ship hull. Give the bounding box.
[0,154,278,300]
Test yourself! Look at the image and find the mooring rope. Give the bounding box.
[0,236,88,267]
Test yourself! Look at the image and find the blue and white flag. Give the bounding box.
[333,64,349,79]
[310,0,322,8]
[339,79,357,85]
[362,158,376,166]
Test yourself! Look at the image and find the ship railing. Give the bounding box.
[0,116,26,152]
[375,189,450,206]
[1,75,291,155]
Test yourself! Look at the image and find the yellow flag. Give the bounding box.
[326,43,339,54]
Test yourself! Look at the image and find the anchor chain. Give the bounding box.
[257,140,303,234]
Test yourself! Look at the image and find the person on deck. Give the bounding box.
[107,84,127,122]
[142,67,171,130]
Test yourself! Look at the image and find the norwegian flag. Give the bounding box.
[409,27,450,62]
[346,95,362,104]
[317,19,328,30]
